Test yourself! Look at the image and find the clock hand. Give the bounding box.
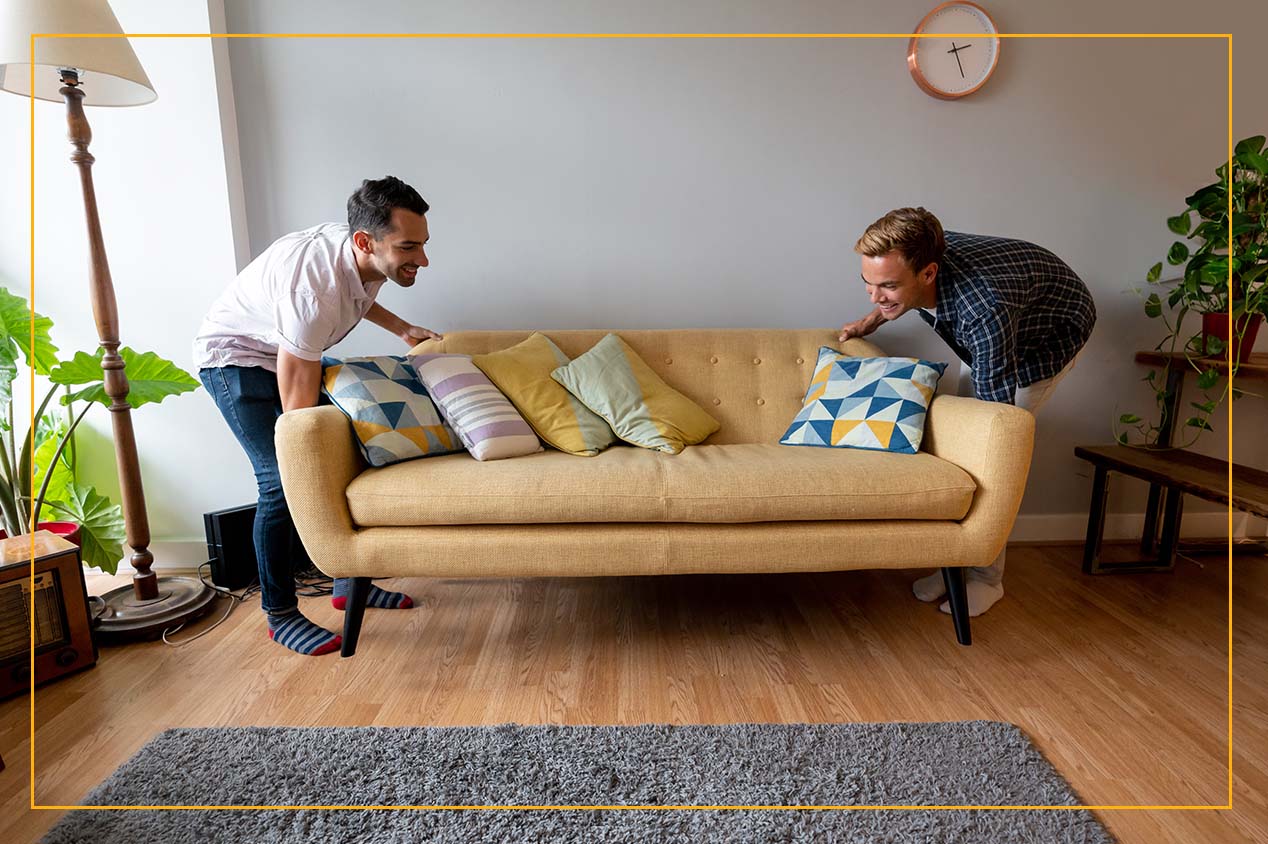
[946,41,973,79]
[949,43,965,78]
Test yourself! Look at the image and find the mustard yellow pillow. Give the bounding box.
[551,334,720,454]
[471,333,617,456]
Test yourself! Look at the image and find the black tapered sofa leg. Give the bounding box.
[941,567,972,646]
[341,577,372,657]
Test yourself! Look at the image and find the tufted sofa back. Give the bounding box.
[416,329,885,445]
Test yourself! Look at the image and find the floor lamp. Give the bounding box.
[0,0,214,637]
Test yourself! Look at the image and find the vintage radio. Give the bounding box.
[0,531,98,699]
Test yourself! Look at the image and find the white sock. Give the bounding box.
[912,571,947,602]
[939,580,1005,617]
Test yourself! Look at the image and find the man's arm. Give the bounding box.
[966,312,1020,405]
[365,302,444,346]
[277,349,323,412]
[838,307,887,342]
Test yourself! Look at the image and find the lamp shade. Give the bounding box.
[0,0,155,106]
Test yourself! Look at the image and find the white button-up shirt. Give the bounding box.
[193,223,385,372]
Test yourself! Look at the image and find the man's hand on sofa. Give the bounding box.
[403,325,445,346]
[838,309,884,343]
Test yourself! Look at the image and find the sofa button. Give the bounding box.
[713,398,721,405]
[664,357,672,364]
[796,357,804,364]
[753,357,761,365]
[710,356,718,364]
[756,398,766,406]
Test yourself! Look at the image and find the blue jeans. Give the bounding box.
[200,365,316,615]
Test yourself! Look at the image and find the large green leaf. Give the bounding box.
[31,420,73,513]
[1166,241,1190,266]
[43,483,125,574]
[49,347,199,409]
[1192,221,1227,243]
[0,286,58,376]
[0,342,16,413]
[1166,213,1192,236]
[1235,135,1266,157]
[1186,183,1224,209]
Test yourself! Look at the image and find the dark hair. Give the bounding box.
[854,207,945,272]
[346,176,429,239]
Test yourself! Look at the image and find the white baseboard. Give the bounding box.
[91,539,210,576]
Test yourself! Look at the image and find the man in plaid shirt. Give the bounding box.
[838,207,1096,617]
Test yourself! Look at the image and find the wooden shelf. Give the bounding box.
[1134,350,1268,380]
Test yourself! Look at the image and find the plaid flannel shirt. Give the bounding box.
[916,231,1096,404]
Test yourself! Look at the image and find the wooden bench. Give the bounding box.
[1074,444,1268,573]
[1075,350,1268,573]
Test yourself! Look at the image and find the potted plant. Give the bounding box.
[0,285,198,572]
[1118,134,1268,446]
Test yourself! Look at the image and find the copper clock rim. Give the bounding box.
[906,0,1002,101]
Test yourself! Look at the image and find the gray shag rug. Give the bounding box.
[44,721,1114,843]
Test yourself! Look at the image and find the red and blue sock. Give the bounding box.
[266,610,340,655]
[331,579,414,611]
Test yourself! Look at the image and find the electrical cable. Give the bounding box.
[160,562,336,646]
[160,562,258,647]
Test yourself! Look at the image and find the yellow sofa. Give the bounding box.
[276,329,1035,655]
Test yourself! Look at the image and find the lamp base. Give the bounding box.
[93,576,218,640]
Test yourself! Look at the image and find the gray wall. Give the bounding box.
[220,0,1266,532]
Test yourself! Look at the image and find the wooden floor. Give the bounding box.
[1,545,1264,843]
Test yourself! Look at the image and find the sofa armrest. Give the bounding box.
[922,395,1036,561]
[275,406,366,568]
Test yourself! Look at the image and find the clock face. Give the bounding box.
[909,2,1000,99]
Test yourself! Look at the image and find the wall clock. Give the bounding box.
[907,1,1001,100]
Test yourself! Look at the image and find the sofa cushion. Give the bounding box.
[471,332,617,456]
[781,349,948,454]
[551,333,720,454]
[345,442,975,526]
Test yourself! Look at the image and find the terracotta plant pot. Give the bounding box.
[0,521,82,546]
[1201,311,1263,364]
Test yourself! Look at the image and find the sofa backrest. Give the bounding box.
[416,329,885,445]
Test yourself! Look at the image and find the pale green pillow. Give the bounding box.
[551,334,720,454]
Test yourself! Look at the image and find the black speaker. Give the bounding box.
[203,504,258,591]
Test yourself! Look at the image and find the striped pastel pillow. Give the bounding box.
[408,353,542,461]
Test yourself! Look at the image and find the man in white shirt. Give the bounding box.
[194,176,441,655]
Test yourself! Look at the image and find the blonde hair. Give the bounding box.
[854,207,945,272]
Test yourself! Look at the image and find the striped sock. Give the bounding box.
[267,610,341,655]
[331,579,414,611]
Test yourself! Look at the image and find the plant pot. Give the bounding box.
[1201,311,1263,364]
[0,521,82,546]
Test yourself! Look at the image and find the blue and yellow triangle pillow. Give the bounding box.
[780,348,947,454]
[321,355,463,467]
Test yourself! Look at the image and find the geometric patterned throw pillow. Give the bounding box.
[320,355,464,467]
[779,348,947,454]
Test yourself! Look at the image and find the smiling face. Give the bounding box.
[860,250,939,320]
[353,208,429,287]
